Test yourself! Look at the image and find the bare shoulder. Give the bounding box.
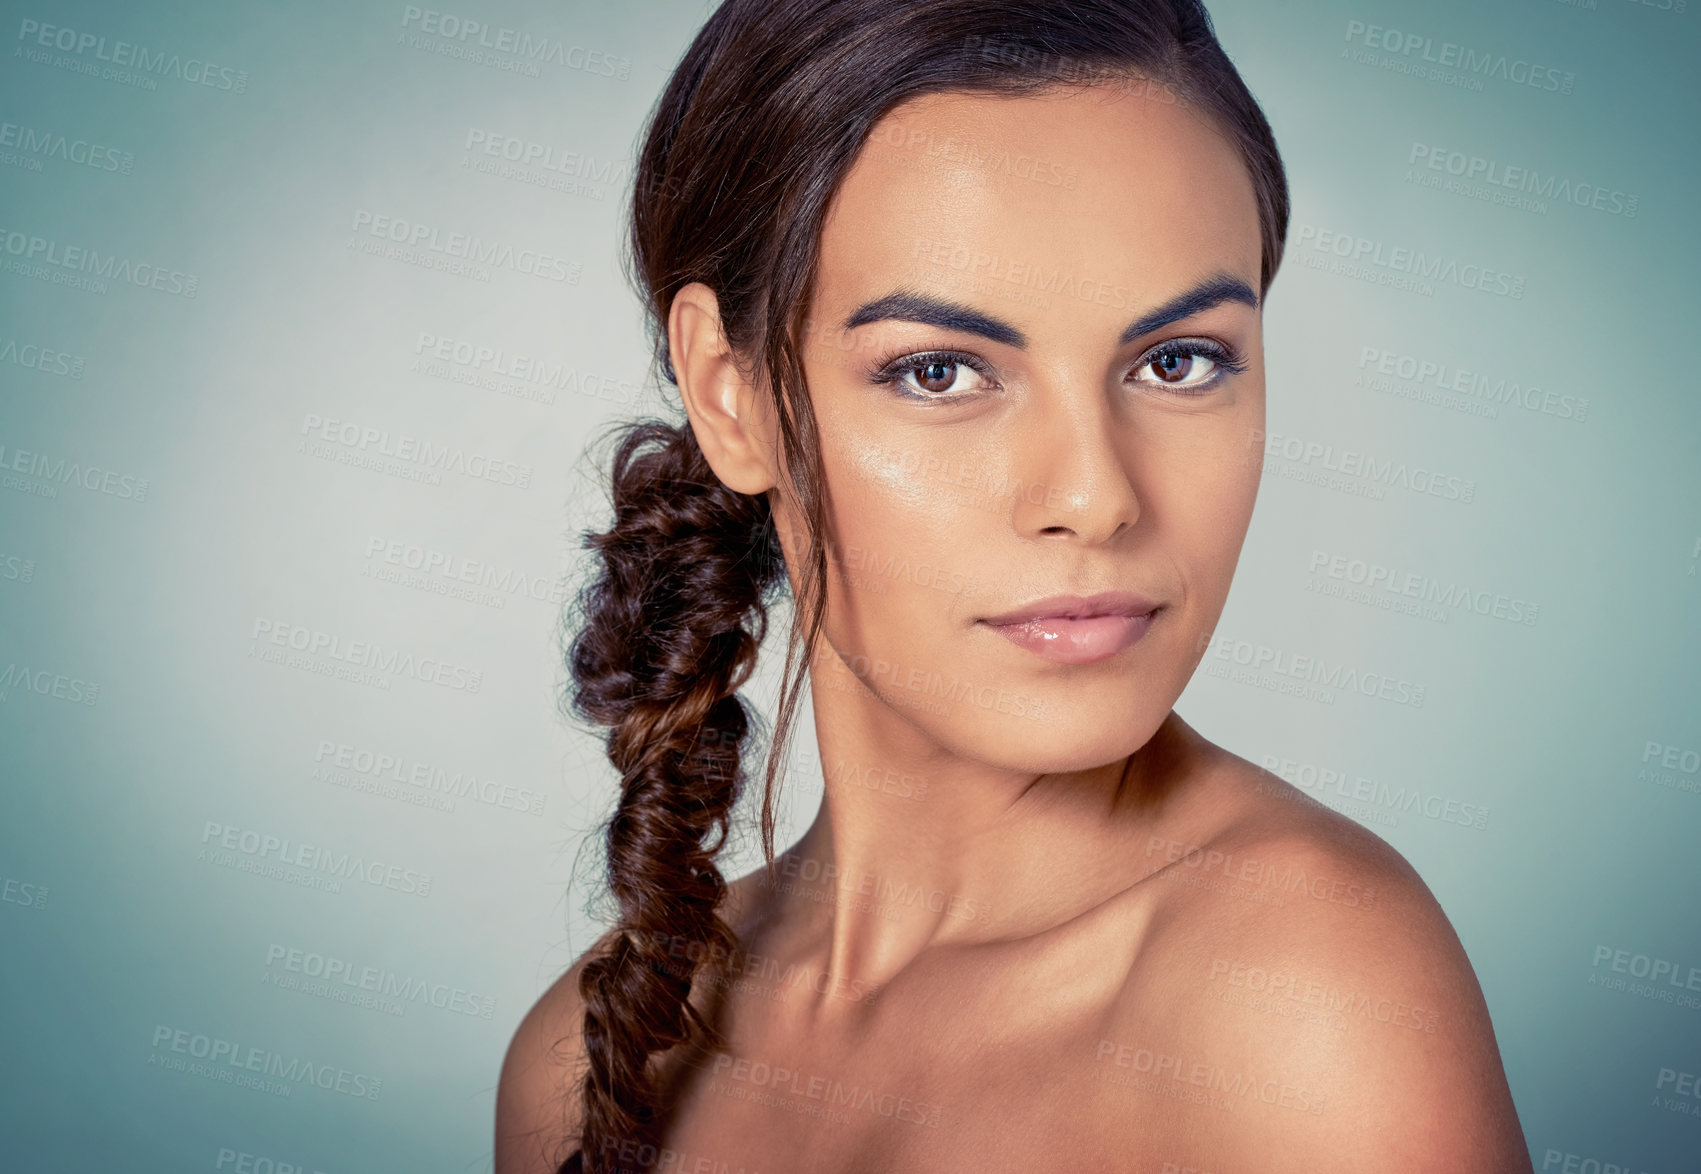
[1098,751,1532,1172]
[494,929,617,1174]
[494,875,772,1174]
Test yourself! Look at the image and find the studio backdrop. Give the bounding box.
[1,1,1698,1171]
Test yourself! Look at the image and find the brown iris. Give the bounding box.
[914,360,958,394]
[1150,352,1195,383]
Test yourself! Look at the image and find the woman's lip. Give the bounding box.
[978,590,1161,626]
[980,610,1157,664]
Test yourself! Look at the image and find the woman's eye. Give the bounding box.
[890,356,992,398]
[1132,347,1220,391]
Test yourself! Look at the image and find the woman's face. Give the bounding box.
[779,80,1266,774]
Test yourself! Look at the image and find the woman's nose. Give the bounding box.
[1008,388,1140,545]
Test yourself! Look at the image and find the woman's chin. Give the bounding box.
[903,704,1175,778]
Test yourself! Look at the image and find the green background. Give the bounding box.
[1,1,1697,1170]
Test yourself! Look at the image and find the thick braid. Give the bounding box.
[560,420,784,1174]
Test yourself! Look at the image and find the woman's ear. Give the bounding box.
[669,282,781,495]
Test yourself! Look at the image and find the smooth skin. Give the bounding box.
[497,82,1533,1174]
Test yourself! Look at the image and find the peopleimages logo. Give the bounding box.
[350,209,580,283]
[1357,346,1587,423]
[0,119,134,174]
[216,1149,328,1174]
[313,738,547,817]
[1654,1067,1701,1118]
[1,874,49,910]
[908,235,1150,312]
[1206,958,1440,1033]
[1341,19,1575,94]
[1197,631,1427,708]
[1538,1149,1659,1174]
[0,226,198,296]
[1293,224,1525,300]
[0,552,35,583]
[362,534,565,610]
[264,942,496,1019]
[1260,755,1489,830]
[1591,945,1701,993]
[399,6,631,80]
[411,332,644,407]
[16,18,250,92]
[1095,1037,1326,1114]
[250,617,485,694]
[0,337,87,378]
[0,440,149,501]
[1640,739,1700,796]
[149,1025,380,1101]
[1251,428,1476,505]
[0,662,100,706]
[1307,550,1540,627]
[1408,144,1638,218]
[709,1051,943,1128]
[298,413,532,490]
[200,820,433,898]
[462,130,626,185]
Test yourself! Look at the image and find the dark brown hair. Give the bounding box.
[559,1,1289,1169]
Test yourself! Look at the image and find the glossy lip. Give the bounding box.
[977,590,1160,626]
[976,591,1162,665]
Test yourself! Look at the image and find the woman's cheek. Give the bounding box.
[837,437,938,513]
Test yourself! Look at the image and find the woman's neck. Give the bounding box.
[774,667,1211,998]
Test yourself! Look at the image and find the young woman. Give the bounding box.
[496,1,1534,1171]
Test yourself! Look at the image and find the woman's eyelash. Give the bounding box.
[1144,338,1247,372]
[1133,338,1249,395]
[867,349,999,399]
[866,337,1249,401]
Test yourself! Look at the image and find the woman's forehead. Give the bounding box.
[815,85,1262,340]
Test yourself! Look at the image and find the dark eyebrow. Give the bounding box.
[842,289,1027,346]
[840,271,1258,349]
[1118,272,1259,345]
